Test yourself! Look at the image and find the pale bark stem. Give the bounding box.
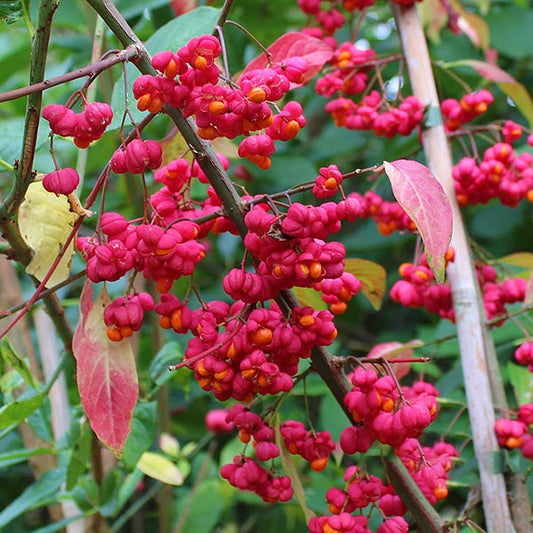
[392,5,515,532]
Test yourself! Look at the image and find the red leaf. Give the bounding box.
[73,281,138,456]
[367,340,423,381]
[241,32,333,86]
[384,160,453,283]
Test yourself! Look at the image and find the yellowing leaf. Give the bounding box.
[292,287,327,311]
[137,451,185,485]
[18,181,78,288]
[499,252,533,269]
[343,258,386,310]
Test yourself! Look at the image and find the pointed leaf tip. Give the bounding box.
[72,281,138,456]
[384,160,453,283]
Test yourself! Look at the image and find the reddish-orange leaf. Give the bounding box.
[367,340,423,381]
[241,32,333,87]
[72,281,138,457]
[384,160,453,283]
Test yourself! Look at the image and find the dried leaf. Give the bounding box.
[343,258,386,310]
[18,181,78,288]
[383,160,453,283]
[72,281,138,457]
[241,32,333,87]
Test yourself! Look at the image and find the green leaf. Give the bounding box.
[292,287,327,311]
[122,401,157,471]
[30,515,86,533]
[0,1,22,24]
[0,337,38,388]
[147,341,183,396]
[174,479,227,532]
[0,468,64,528]
[0,392,44,429]
[114,0,171,20]
[71,476,99,512]
[100,469,125,517]
[507,362,533,406]
[117,468,145,511]
[0,446,55,469]
[110,6,221,130]
[66,421,92,490]
[486,6,533,60]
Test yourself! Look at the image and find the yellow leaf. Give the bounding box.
[18,181,78,288]
[344,258,387,310]
[137,451,185,486]
[292,287,327,310]
[499,252,533,269]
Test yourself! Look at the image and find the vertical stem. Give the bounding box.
[392,5,515,532]
[1,0,60,220]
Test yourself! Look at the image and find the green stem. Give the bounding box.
[21,0,35,39]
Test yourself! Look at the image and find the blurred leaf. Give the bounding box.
[486,6,533,59]
[0,447,55,469]
[498,252,533,269]
[384,160,453,283]
[66,421,92,490]
[419,0,448,43]
[0,337,37,389]
[507,362,533,406]
[174,478,227,532]
[18,181,78,287]
[71,476,99,512]
[114,0,170,19]
[0,392,43,429]
[0,0,22,24]
[450,0,490,49]
[122,401,157,471]
[148,341,184,397]
[110,6,220,129]
[72,281,138,457]
[117,468,145,511]
[344,258,386,310]
[100,469,125,517]
[137,451,186,485]
[0,467,64,528]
